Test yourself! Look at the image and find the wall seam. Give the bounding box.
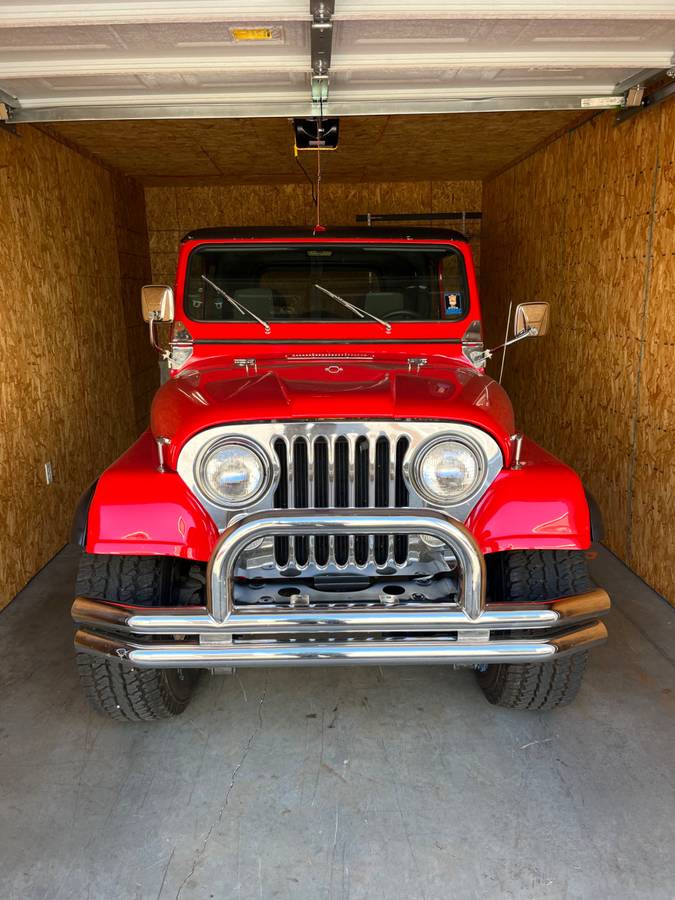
[625,114,662,564]
[35,123,145,188]
[484,111,598,184]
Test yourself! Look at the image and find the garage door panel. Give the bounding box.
[2,74,311,110]
[334,17,675,53]
[0,20,306,57]
[2,6,673,121]
[330,67,634,95]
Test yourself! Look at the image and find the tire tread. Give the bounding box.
[74,553,196,722]
[76,652,191,722]
[478,549,591,711]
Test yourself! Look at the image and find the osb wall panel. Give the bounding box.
[145,180,482,285]
[0,125,143,609]
[482,100,674,604]
[630,98,675,605]
[111,172,158,431]
[52,111,585,185]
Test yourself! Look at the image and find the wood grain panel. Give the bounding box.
[630,98,675,604]
[0,125,149,609]
[482,99,674,604]
[145,179,483,286]
[49,111,586,186]
[112,172,158,432]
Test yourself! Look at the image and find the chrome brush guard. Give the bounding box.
[72,509,610,668]
[72,509,609,668]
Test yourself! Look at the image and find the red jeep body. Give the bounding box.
[72,228,609,719]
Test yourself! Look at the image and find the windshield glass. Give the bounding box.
[184,244,468,324]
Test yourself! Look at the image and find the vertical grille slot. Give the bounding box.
[374,436,390,565]
[394,437,410,564]
[334,436,349,565]
[273,438,289,567]
[293,439,309,566]
[354,436,370,565]
[314,438,329,566]
[270,428,412,571]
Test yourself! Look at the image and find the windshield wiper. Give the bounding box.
[314,283,391,334]
[201,275,271,333]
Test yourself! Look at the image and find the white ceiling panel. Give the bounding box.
[0,2,673,122]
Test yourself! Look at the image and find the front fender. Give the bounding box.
[466,437,592,553]
[83,432,592,561]
[85,430,219,559]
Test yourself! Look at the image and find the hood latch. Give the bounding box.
[234,358,258,376]
[407,357,428,374]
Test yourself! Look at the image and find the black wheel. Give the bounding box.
[477,549,592,710]
[74,553,200,721]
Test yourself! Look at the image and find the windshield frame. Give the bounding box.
[175,237,479,341]
[180,237,473,333]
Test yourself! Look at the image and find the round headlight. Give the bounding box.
[198,439,269,507]
[414,438,483,504]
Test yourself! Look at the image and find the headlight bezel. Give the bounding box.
[195,436,272,509]
[408,432,488,507]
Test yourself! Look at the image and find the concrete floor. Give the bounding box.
[1,545,673,900]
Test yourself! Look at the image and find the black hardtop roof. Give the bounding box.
[181,225,468,244]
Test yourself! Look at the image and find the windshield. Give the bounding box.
[184,243,468,324]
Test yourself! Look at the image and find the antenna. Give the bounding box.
[498,301,513,385]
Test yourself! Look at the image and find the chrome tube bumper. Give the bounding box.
[74,622,608,668]
[72,509,610,669]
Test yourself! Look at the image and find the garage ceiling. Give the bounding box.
[1,1,674,123]
[45,110,586,184]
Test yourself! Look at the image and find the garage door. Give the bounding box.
[1,1,674,123]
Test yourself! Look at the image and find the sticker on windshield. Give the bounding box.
[444,292,463,315]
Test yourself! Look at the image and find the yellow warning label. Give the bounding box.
[230,27,274,42]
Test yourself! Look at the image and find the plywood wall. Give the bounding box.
[482,99,675,604]
[144,180,482,284]
[0,125,153,609]
[111,172,158,432]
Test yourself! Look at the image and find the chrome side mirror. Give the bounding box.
[141,285,174,357]
[141,284,174,323]
[514,301,549,338]
[473,300,550,370]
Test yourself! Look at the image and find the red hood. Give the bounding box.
[152,355,515,468]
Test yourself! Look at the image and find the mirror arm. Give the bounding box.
[493,326,537,354]
[474,327,536,367]
[148,314,171,360]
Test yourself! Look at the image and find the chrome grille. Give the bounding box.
[272,433,410,570]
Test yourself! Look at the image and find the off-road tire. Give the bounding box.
[75,553,175,606]
[75,653,195,722]
[75,553,199,721]
[477,549,592,710]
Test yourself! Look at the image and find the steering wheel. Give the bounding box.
[384,309,418,320]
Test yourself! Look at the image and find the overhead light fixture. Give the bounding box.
[293,117,339,151]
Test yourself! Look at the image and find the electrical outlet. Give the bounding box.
[44,461,54,485]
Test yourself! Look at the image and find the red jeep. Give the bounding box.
[71,227,610,721]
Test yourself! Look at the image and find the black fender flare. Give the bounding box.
[70,479,98,548]
[584,488,605,542]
